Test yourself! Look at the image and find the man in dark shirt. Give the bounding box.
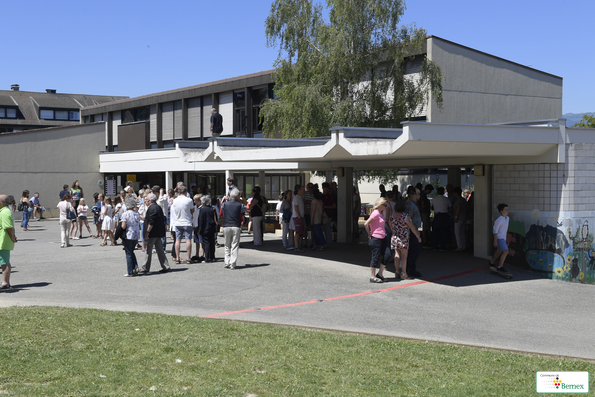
[141,193,170,273]
[210,108,223,136]
[59,184,70,201]
[221,188,247,270]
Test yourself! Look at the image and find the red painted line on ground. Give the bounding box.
[201,266,489,318]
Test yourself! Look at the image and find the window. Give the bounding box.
[252,86,270,132]
[40,109,54,119]
[0,108,4,118]
[39,108,79,120]
[121,107,150,124]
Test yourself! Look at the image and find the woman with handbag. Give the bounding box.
[19,190,31,231]
[57,193,75,248]
[120,197,140,277]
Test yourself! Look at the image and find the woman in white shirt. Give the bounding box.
[76,197,93,238]
[57,193,75,248]
[100,197,115,246]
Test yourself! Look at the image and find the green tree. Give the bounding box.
[572,114,595,128]
[261,0,443,139]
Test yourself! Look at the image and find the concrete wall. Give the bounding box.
[492,143,595,284]
[0,122,105,218]
[427,37,563,124]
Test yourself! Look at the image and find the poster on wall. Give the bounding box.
[106,179,116,196]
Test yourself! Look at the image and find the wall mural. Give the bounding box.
[500,210,594,284]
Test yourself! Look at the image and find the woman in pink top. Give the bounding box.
[364,197,389,283]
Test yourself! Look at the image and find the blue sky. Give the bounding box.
[3,0,592,114]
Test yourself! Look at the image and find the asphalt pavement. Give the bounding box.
[2,218,594,361]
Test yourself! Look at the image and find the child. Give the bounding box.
[77,198,93,238]
[490,203,510,273]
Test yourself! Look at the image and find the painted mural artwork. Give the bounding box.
[501,211,594,284]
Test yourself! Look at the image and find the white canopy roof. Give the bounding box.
[100,119,577,173]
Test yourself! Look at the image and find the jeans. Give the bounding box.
[312,224,326,247]
[122,238,138,275]
[21,210,30,229]
[282,221,290,247]
[161,217,167,251]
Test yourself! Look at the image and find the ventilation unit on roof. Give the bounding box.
[46,89,56,94]
[10,84,19,91]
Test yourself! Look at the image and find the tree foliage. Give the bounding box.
[261,0,443,139]
[572,114,595,129]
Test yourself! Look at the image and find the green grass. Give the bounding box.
[0,307,593,396]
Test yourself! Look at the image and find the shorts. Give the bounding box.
[175,225,193,240]
[0,250,10,266]
[78,215,87,221]
[293,217,304,235]
[497,238,508,251]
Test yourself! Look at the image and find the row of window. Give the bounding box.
[40,109,80,121]
[0,107,17,118]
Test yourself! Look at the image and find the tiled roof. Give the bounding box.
[0,89,128,127]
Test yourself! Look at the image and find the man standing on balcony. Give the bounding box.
[210,108,223,137]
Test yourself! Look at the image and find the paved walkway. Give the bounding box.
[2,219,594,360]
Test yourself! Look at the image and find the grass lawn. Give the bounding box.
[0,306,592,396]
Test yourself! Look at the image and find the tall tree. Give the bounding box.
[261,0,443,139]
[572,114,595,129]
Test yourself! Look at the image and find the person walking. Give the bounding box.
[221,188,247,269]
[0,195,17,289]
[140,193,171,274]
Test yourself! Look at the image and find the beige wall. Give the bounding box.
[0,122,105,218]
[427,37,563,124]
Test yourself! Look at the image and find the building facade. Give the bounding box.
[0,85,127,133]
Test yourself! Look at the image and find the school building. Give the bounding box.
[1,36,593,284]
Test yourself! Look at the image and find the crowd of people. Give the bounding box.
[364,182,475,283]
[2,175,486,287]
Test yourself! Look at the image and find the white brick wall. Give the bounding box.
[493,144,594,212]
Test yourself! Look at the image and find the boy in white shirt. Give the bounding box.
[490,204,510,272]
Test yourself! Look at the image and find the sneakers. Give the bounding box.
[224,263,231,269]
[286,247,294,251]
[369,277,383,283]
[229,265,236,270]
[0,284,11,290]
[72,237,79,240]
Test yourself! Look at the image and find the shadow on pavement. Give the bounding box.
[1,282,52,293]
[239,232,544,288]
